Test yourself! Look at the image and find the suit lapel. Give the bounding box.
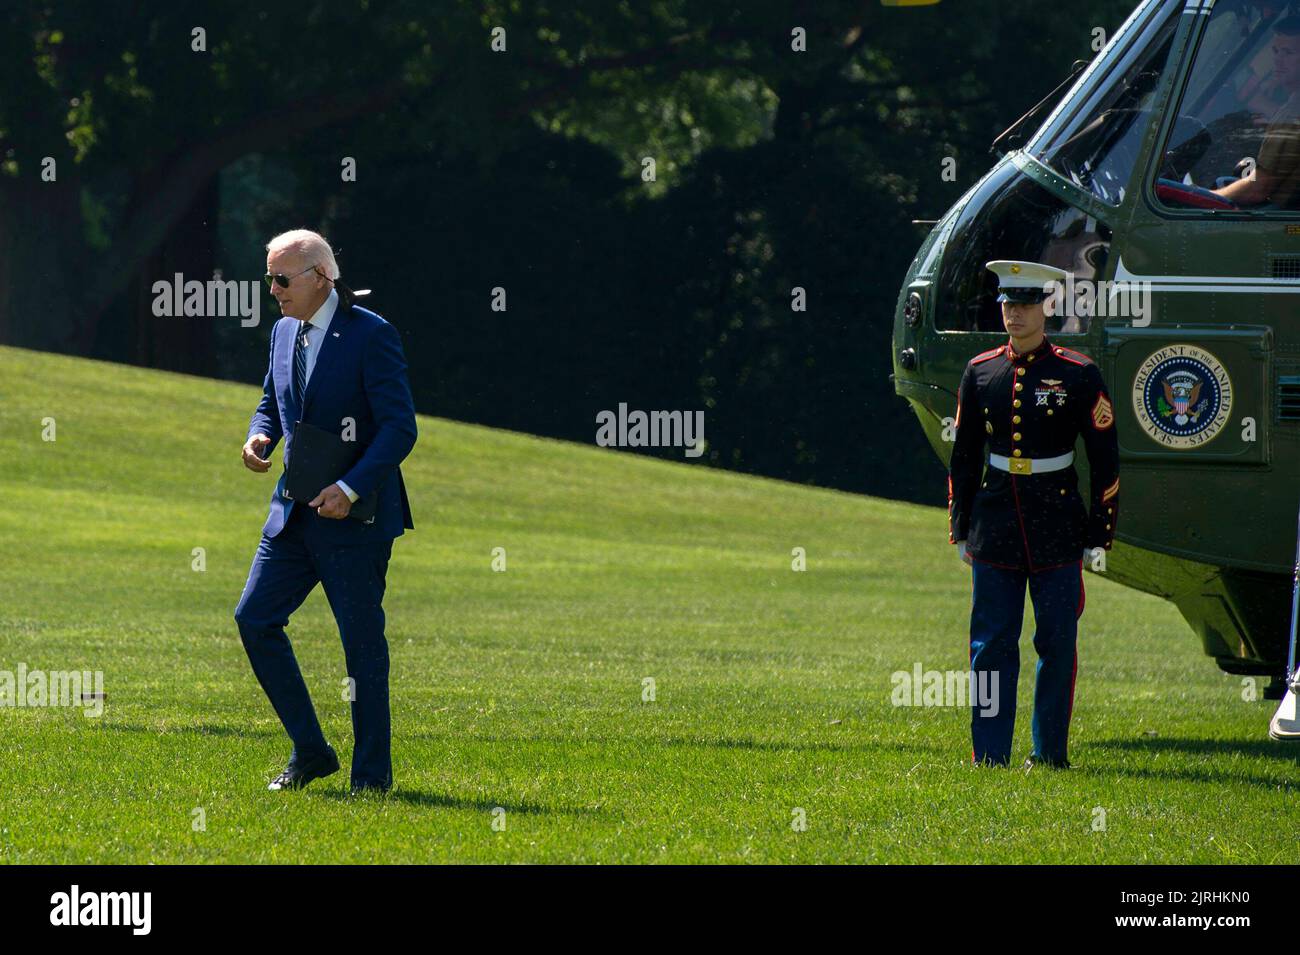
[300,297,353,419]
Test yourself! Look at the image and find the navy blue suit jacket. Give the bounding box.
[247,302,417,544]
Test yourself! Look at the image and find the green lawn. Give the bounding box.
[0,344,1294,863]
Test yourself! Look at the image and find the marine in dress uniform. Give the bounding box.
[948,260,1120,769]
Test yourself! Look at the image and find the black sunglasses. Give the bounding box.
[263,264,321,289]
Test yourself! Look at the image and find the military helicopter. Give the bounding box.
[892,0,1300,700]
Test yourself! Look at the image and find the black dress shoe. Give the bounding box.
[268,747,340,791]
[1022,754,1071,771]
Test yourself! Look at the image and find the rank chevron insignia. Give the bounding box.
[1092,393,1115,430]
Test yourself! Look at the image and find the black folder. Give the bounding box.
[283,420,377,523]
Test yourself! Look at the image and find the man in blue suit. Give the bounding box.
[235,229,416,795]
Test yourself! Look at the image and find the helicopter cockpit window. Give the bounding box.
[1153,2,1300,213]
[934,166,1111,333]
[1032,2,1182,206]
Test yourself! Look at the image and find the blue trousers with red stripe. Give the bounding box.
[969,560,1084,766]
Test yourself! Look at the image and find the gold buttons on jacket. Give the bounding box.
[1016,367,1026,377]
[1013,399,1021,408]
[1015,382,1023,392]
[1106,523,1112,530]
[1027,355,1035,362]
[1046,409,1053,416]
[1012,415,1021,424]
[1013,432,1022,441]
[1059,489,1066,496]
[1012,449,1022,457]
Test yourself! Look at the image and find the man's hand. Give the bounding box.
[957,540,973,567]
[242,434,273,472]
[309,483,352,520]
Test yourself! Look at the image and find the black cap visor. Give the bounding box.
[997,287,1049,304]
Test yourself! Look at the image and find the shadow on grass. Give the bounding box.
[658,735,947,755]
[405,731,948,756]
[1088,736,1300,784]
[316,788,602,816]
[90,721,279,739]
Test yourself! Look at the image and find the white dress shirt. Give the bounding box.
[295,288,359,504]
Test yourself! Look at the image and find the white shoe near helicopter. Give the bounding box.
[1270,678,1300,739]
[1270,507,1300,739]
[885,0,1300,738]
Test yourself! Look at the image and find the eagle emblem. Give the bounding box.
[1132,345,1232,448]
[1161,374,1203,426]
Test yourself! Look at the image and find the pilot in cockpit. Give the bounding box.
[1213,16,1300,209]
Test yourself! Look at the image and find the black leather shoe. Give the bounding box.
[268,746,340,791]
[1023,754,1071,771]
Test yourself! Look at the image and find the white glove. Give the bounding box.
[957,540,973,566]
[1082,546,1098,564]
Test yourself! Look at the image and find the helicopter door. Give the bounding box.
[1103,0,1300,573]
[1114,0,1299,468]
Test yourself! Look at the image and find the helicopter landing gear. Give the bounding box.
[1264,674,1287,700]
[1269,674,1300,741]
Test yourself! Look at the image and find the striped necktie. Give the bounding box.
[293,322,312,406]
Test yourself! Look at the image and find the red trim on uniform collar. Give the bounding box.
[1007,335,1052,362]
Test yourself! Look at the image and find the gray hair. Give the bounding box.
[265,229,340,280]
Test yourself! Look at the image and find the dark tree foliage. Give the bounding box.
[0,0,1135,503]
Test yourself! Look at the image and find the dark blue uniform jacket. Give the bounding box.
[948,336,1120,572]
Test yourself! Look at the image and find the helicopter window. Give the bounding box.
[934,166,1111,333]
[1032,1,1182,206]
[1153,2,1300,213]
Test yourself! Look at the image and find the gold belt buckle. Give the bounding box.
[1008,457,1032,475]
